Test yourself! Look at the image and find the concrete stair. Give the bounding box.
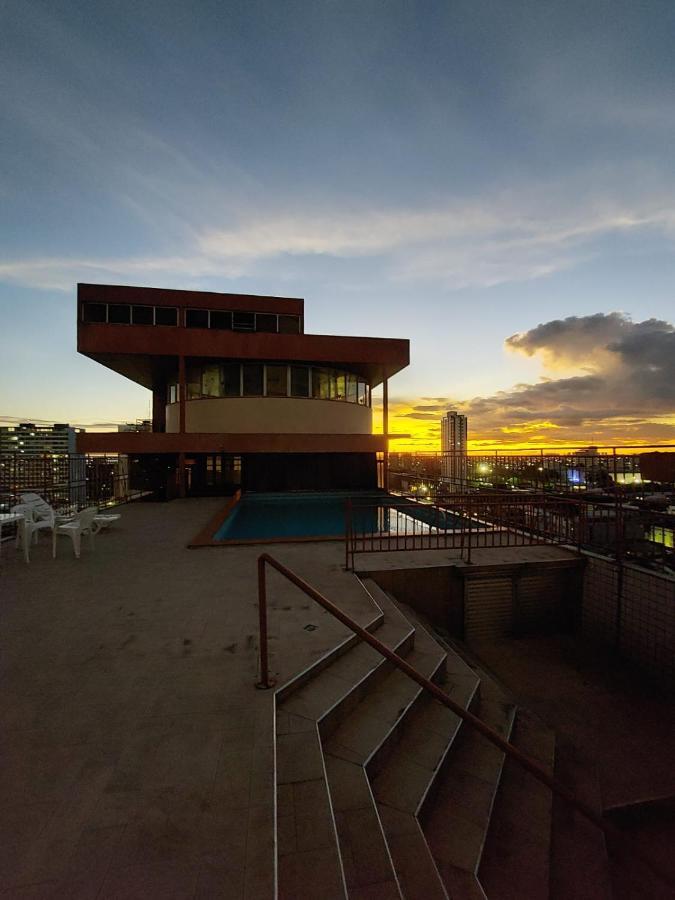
[273,577,611,899]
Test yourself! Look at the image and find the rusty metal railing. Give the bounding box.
[255,552,674,890]
[344,493,586,570]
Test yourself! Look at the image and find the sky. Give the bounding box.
[2,0,675,450]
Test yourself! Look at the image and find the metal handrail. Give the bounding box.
[256,552,674,889]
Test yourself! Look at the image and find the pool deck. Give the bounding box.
[2,499,672,897]
[0,499,387,898]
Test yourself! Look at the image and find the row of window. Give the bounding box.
[81,302,301,334]
[167,364,371,405]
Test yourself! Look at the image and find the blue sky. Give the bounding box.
[2,0,675,447]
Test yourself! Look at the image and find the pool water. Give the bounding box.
[213,491,465,542]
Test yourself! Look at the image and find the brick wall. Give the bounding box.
[582,553,675,690]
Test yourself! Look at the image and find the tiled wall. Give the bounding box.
[582,553,675,689]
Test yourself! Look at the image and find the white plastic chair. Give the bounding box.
[19,493,59,528]
[52,507,98,559]
[10,504,40,563]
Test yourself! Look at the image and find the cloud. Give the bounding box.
[388,313,675,448]
[4,169,675,292]
[467,313,675,444]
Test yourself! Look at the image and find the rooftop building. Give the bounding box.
[77,283,409,496]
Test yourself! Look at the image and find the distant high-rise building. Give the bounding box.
[440,411,467,489]
[0,423,86,508]
[0,423,83,455]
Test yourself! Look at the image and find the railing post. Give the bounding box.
[344,499,352,571]
[255,556,275,689]
[467,496,473,564]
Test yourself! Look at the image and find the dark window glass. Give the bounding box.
[233,311,255,331]
[82,303,106,323]
[256,314,277,333]
[347,374,358,403]
[155,306,178,326]
[222,363,241,396]
[186,309,209,328]
[186,367,201,399]
[357,381,368,405]
[210,310,232,330]
[279,315,300,334]
[242,363,263,396]
[132,305,153,325]
[290,366,309,397]
[168,384,178,404]
[108,304,131,324]
[266,364,287,397]
[312,368,331,400]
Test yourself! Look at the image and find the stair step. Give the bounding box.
[370,675,479,900]
[276,729,346,899]
[323,644,445,766]
[422,684,516,896]
[319,586,449,897]
[377,804,448,900]
[276,581,415,900]
[326,755,403,897]
[478,708,556,900]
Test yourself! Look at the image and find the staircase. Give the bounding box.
[273,577,612,899]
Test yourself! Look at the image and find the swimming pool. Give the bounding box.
[213,491,466,542]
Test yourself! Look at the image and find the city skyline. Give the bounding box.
[2,1,675,450]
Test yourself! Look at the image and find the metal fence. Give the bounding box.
[345,493,584,570]
[0,453,143,513]
[387,446,675,575]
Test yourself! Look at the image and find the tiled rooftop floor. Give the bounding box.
[0,499,387,899]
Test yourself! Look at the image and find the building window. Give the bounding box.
[279,315,300,334]
[210,310,232,330]
[169,362,369,405]
[312,368,331,400]
[290,366,310,398]
[256,314,278,333]
[82,302,107,323]
[132,305,154,325]
[347,374,358,403]
[335,373,347,401]
[201,364,221,397]
[265,364,287,397]
[186,309,209,329]
[242,363,263,396]
[233,312,255,332]
[155,306,178,326]
[222,363,241,396]
[108,304,131,325]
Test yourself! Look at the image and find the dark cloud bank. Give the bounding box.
[399,313,675,444]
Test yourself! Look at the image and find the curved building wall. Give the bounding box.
[166,398,372,434]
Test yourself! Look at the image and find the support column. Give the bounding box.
[178,355,186,498]
[151,389,166,433]
[383,376,389,493]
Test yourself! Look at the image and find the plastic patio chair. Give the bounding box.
[52,507,99,559]
[10,504,42,563]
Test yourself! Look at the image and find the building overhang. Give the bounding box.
[78,326,409,389]
[77,432,391,455]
